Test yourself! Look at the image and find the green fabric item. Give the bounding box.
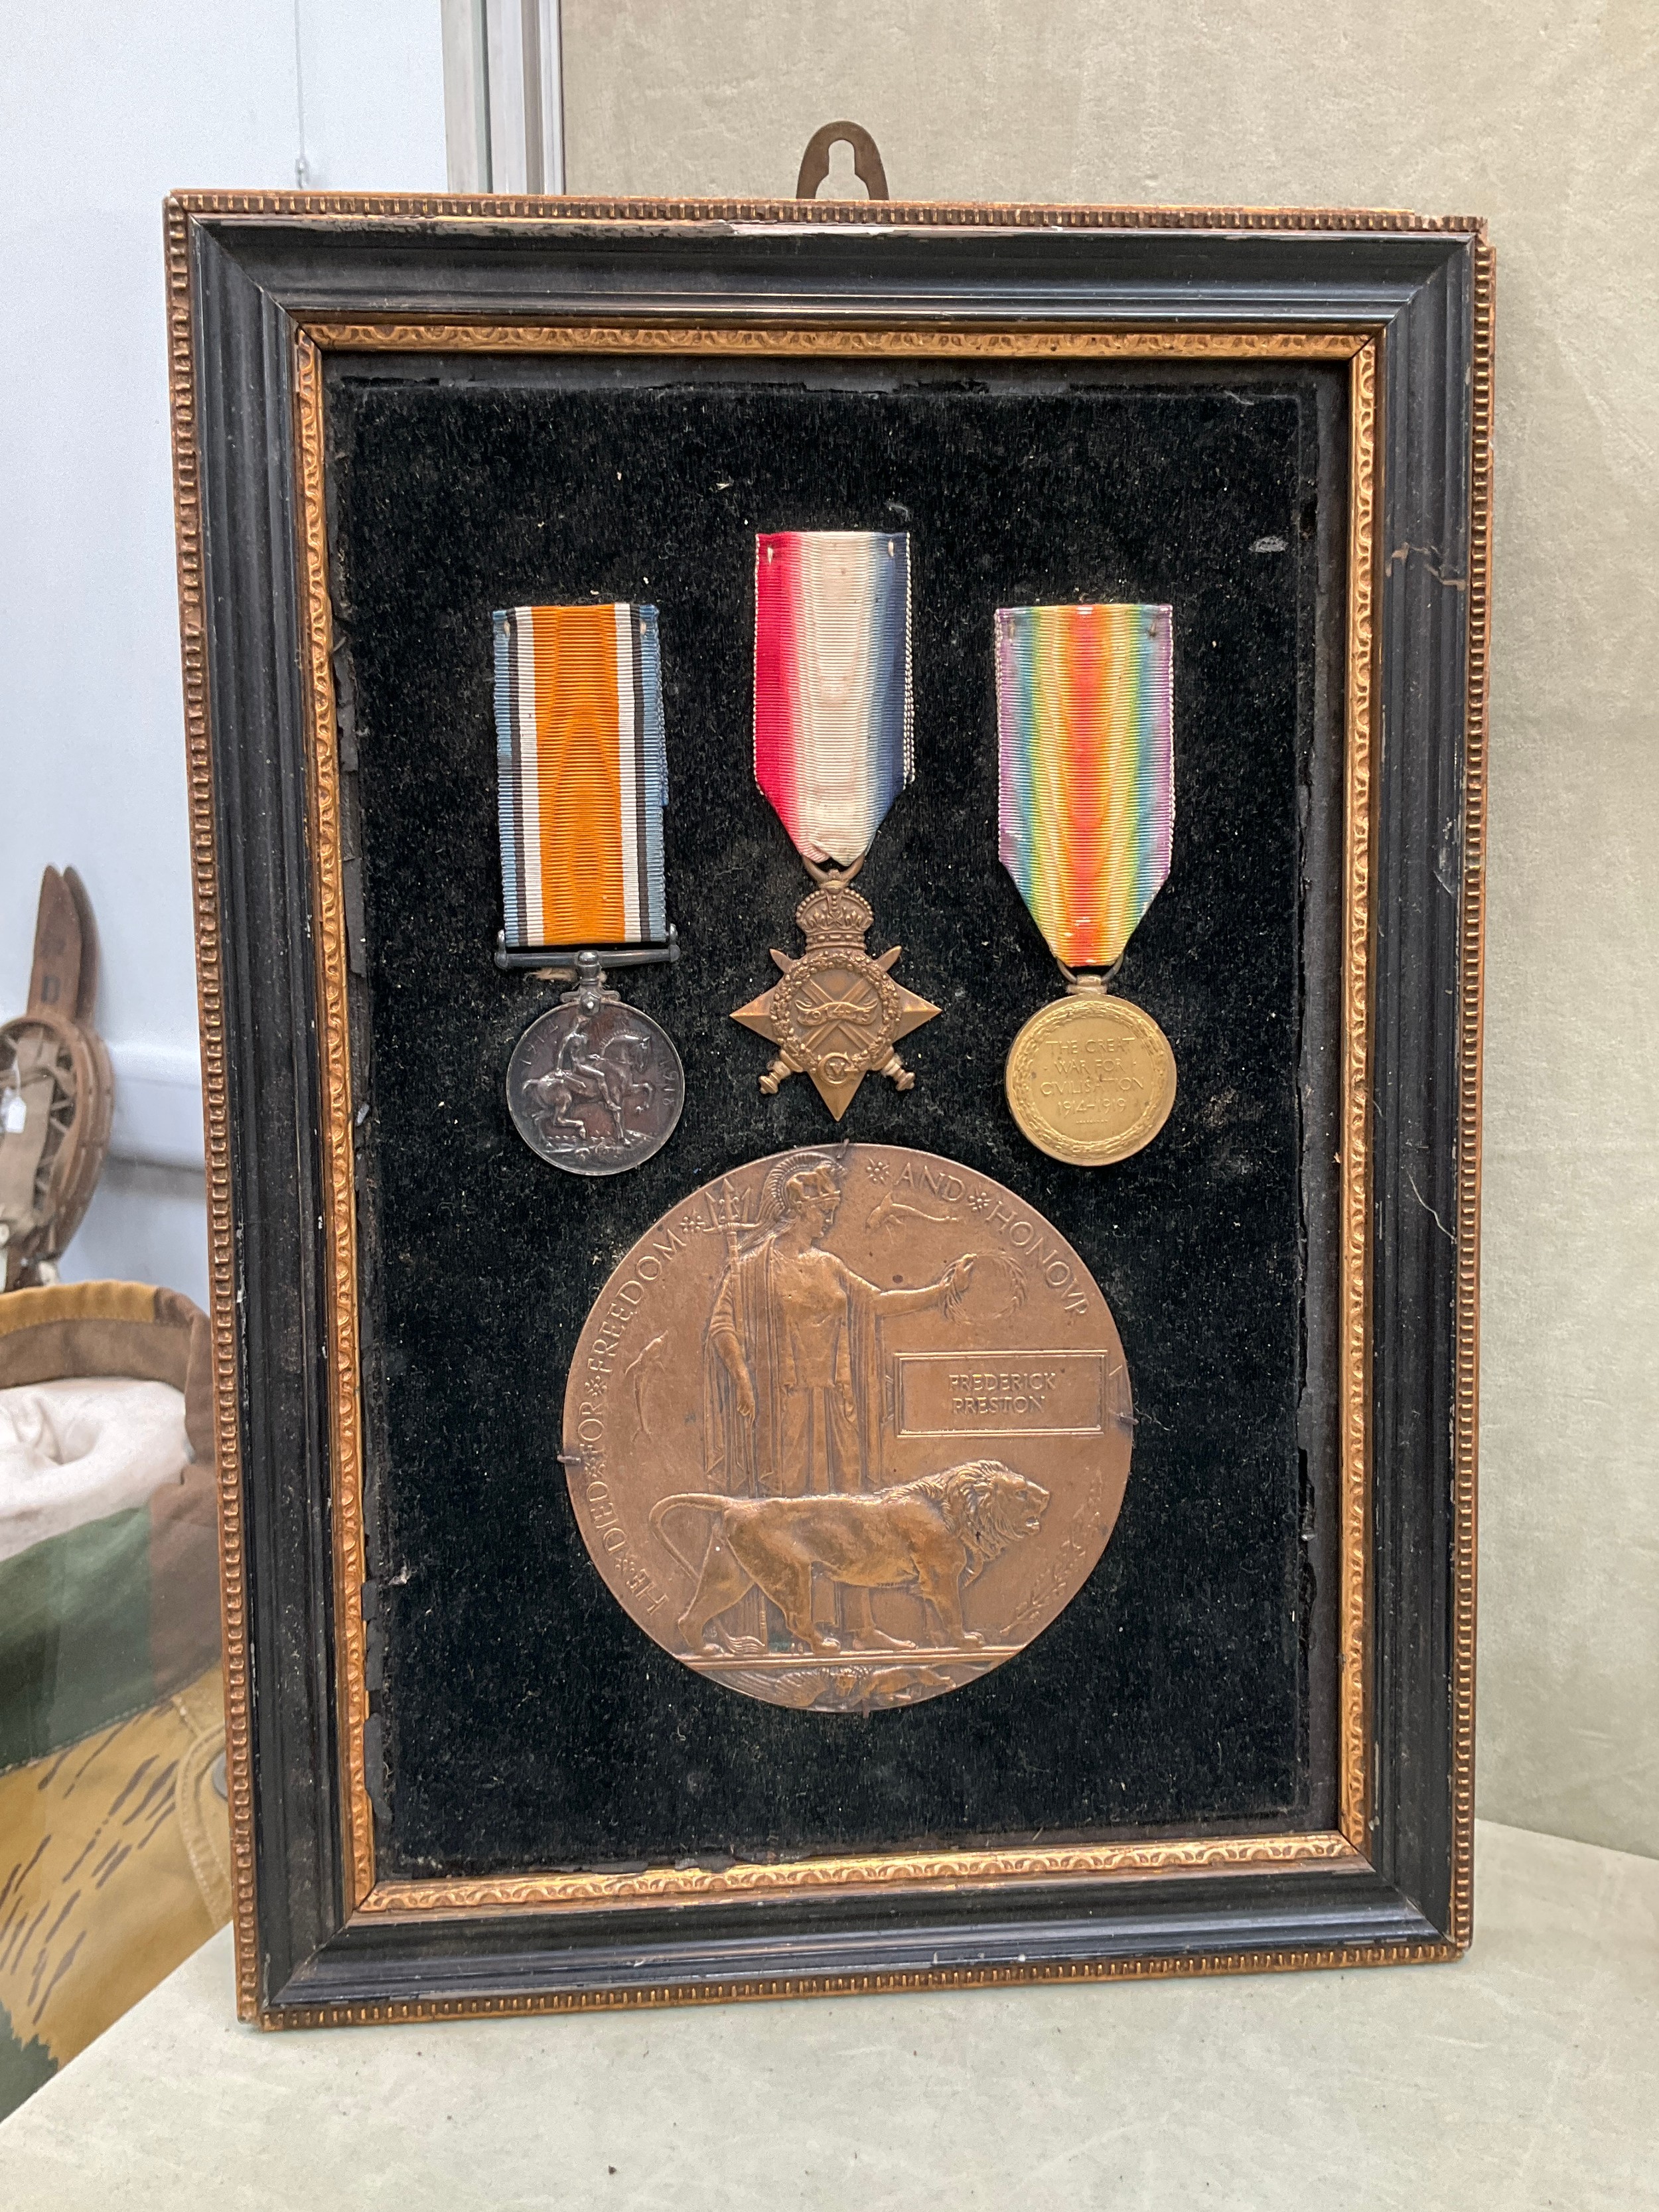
[0,1996,56,2120]
[0,1511,155,1775]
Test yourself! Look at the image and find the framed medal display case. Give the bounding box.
[167,194,1489,2026]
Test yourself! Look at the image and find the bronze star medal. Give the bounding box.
[743,529,934,1117]
[731,872,938,1120]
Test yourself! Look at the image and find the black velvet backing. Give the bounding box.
[325,356,1345,1878]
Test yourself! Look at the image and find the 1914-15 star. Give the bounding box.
[732,877,938,1120]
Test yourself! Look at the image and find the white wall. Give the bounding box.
[0,1,447,1313]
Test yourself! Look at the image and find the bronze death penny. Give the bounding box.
[561,1143,1132,1714]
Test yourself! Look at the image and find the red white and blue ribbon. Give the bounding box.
[754,531,912,867]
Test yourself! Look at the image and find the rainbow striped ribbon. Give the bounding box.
[494,603,668,950]
[754,531,912,867]
[996,603,1174,968]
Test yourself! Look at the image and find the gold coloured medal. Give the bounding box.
[995,603,1177,1165]
[1005,974,1177,1167]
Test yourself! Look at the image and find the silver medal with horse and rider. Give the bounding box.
[506,997,684,1176]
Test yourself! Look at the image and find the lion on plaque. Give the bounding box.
[650,1459,1050,1658]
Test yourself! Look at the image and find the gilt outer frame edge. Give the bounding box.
[165,194,1485,2026]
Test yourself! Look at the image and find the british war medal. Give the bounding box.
[733,532,938,1119]
[997,603,1177,1165]
[494,603,684,1175]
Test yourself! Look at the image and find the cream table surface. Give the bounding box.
[1,1820,1654,2210]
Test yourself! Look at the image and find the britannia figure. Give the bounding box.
[698,1152,972,1648]
[703,1153,972,1503]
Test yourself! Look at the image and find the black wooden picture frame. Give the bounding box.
[166,194,1488,2026]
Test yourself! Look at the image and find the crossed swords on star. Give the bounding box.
[792,977,884,1055]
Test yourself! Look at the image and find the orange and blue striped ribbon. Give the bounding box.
[754,531,912,867]
[996,603,1173,968]
[494,603,668,949]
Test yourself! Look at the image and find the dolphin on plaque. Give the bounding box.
[561,1144,1133,1714]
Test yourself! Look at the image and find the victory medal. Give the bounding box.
[493,603,684,1176]
[733,532,938,1118]
[997,603,1178,1166]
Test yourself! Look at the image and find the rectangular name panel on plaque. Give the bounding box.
[892,1352,1117,1438]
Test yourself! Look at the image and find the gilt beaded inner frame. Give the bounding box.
[166,194,1487,2027]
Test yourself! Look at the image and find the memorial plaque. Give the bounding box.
[563,1144,1131,1712]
